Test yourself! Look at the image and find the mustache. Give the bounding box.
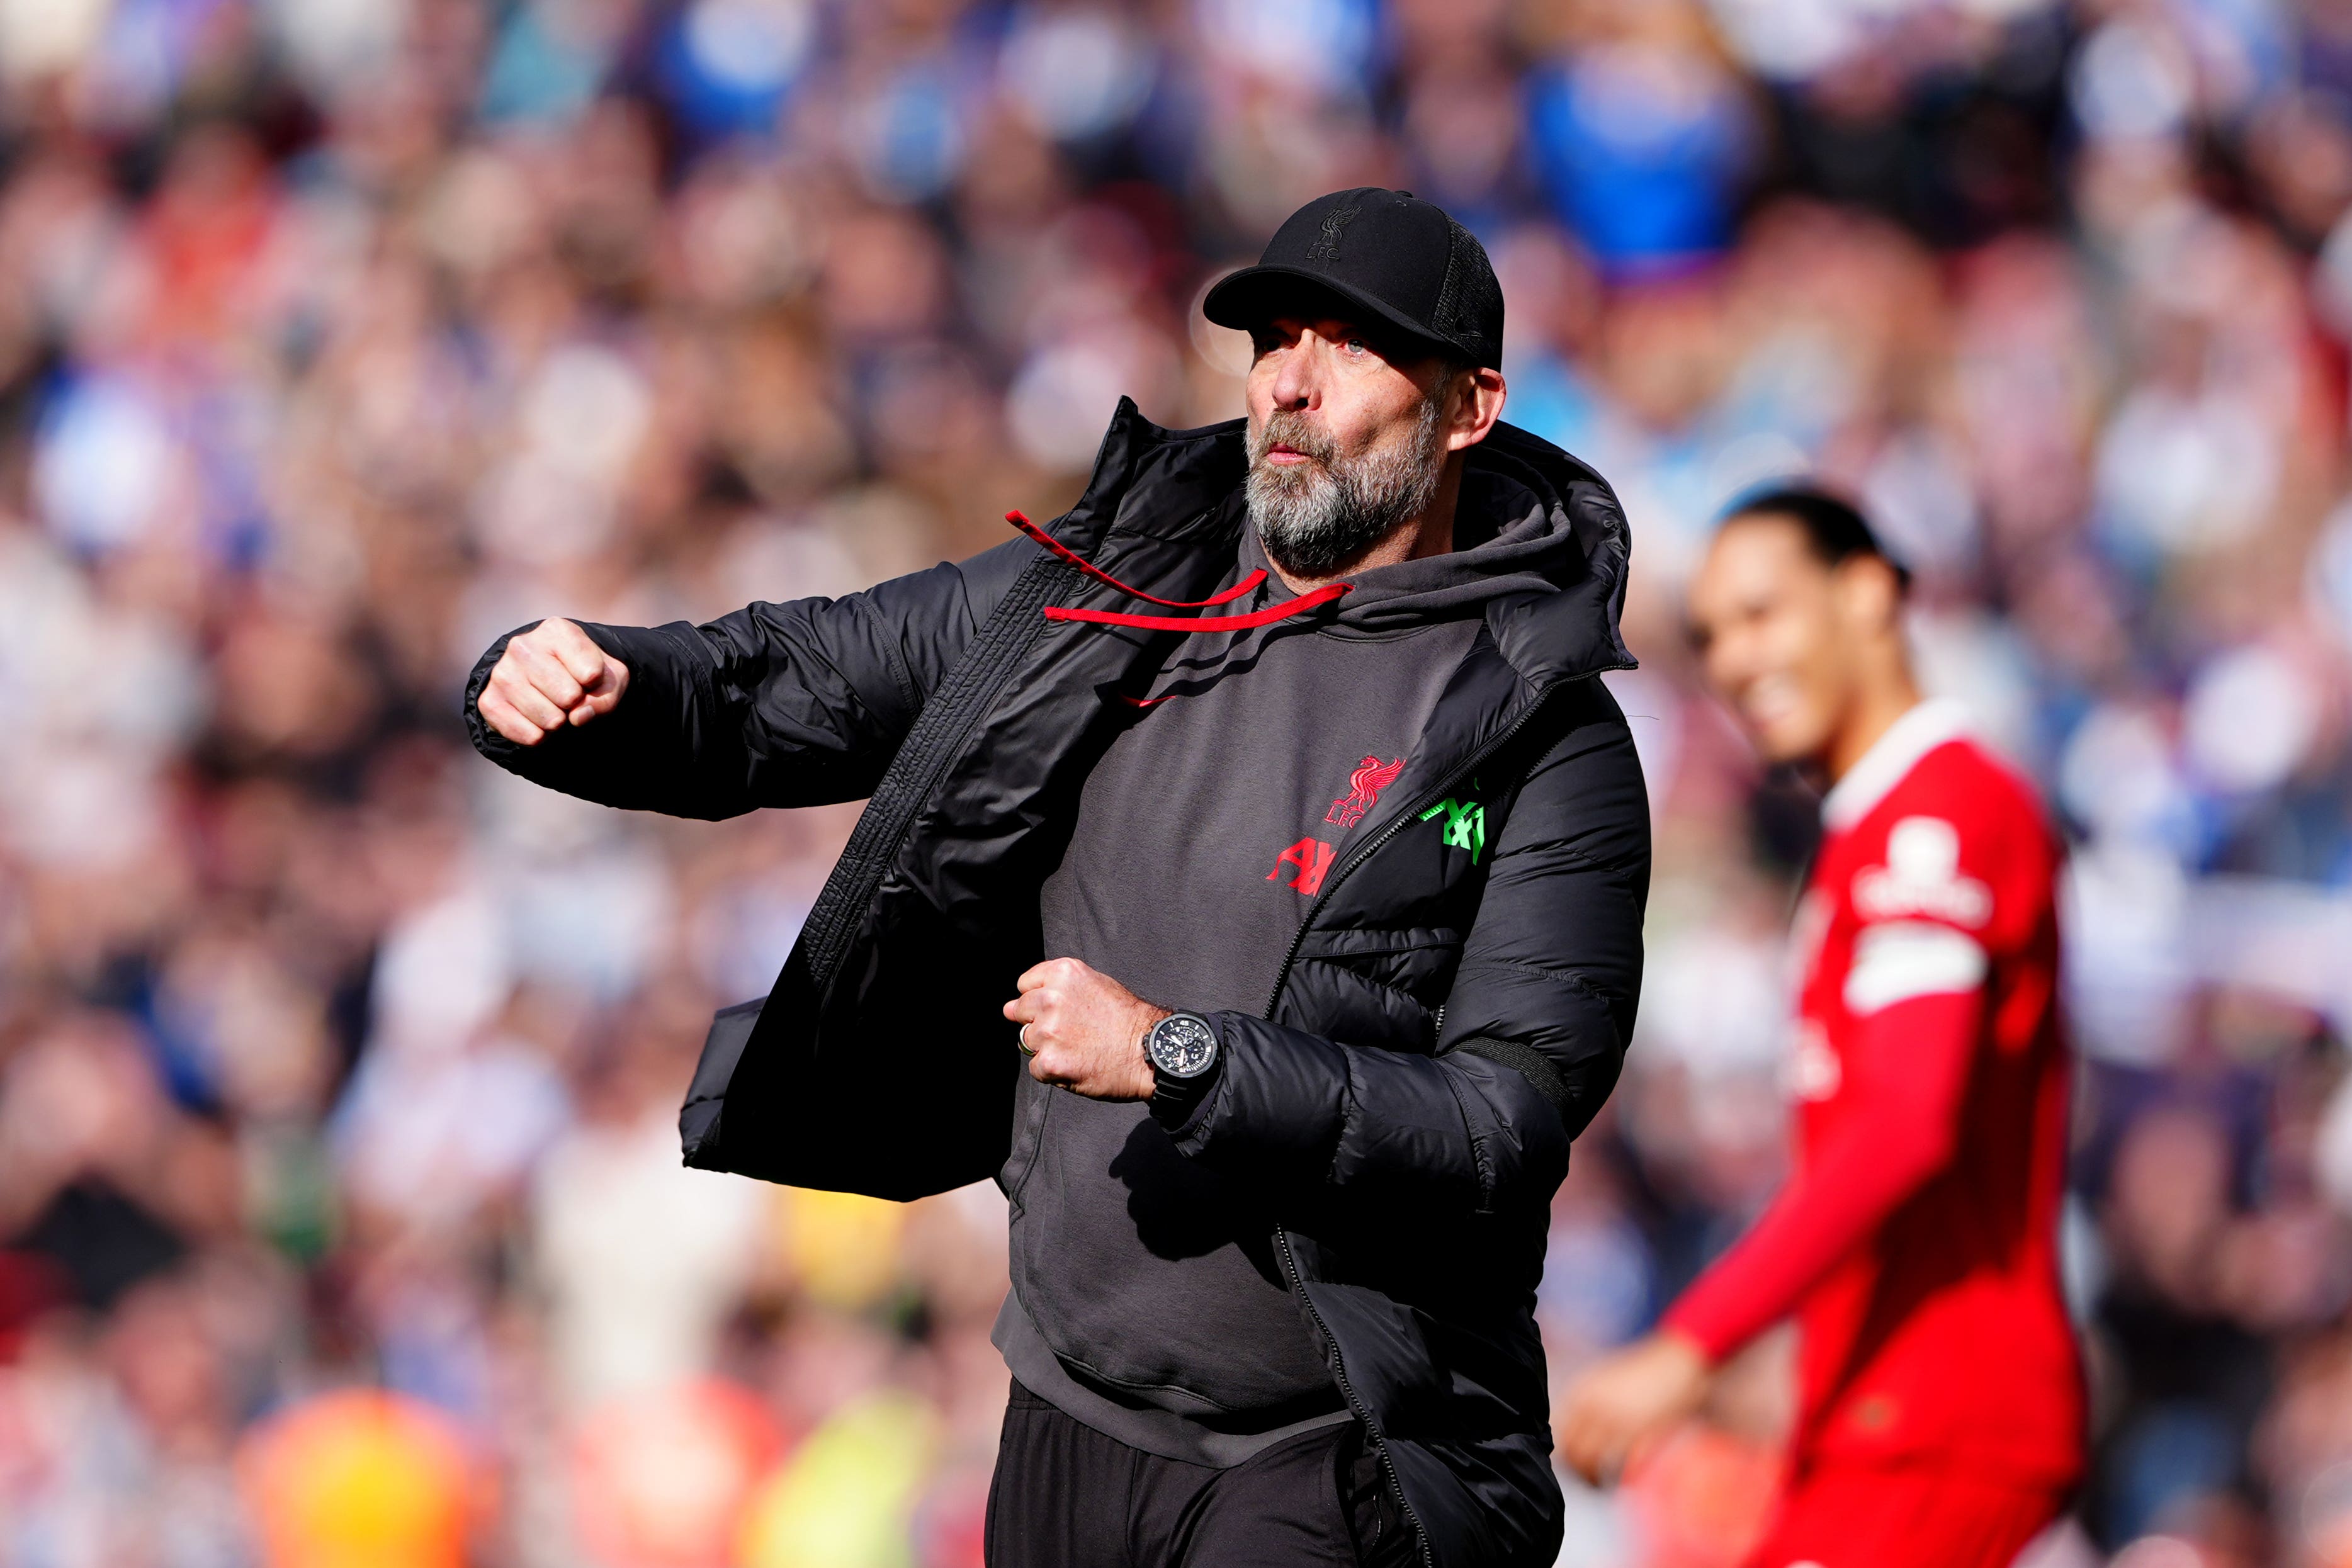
[1250,411,1339,468]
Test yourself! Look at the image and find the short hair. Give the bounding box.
[1430,349,1481,397]
[1719,483,1913,594]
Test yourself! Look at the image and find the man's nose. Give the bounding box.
[1267,341,1321,411]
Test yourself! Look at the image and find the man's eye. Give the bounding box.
[1345,337,1369,354]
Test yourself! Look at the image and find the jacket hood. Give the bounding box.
[1321,460,1598,633]
[1058,399,1636,686]
[1438,418,1637,683]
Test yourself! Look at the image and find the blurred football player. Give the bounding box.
[1558,487,2083,1567]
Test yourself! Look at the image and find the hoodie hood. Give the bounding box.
[1027,399,1637,687]
[1319,462,1584,633]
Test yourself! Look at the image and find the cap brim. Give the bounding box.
[1201,266,1470,365]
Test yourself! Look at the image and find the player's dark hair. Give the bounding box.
[1720,483,1913,594]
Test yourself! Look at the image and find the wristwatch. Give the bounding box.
[1143,1012,1219,1080]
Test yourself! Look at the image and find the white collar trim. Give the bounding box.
[1821,699,1971,832]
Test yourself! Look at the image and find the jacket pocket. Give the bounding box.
[997,1071,1056,1210]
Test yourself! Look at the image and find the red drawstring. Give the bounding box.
[1044,587,1348,633]
[1008,509,1349,634]
[1006,511,1265,607]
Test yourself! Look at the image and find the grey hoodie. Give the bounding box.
[993,469,1579,1465]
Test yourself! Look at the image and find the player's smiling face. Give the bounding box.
[1687,515,1861,769]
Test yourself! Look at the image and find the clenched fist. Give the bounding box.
[1004,957,1167,1100]
[478,618,631,746]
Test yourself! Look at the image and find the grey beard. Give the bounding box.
[1245,396,1446,580]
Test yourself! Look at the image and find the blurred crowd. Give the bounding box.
[1,0,2351,1565]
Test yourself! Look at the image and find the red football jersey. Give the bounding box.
[1664,701,2084,1484]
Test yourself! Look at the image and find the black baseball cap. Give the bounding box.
[1202,188,1504,369]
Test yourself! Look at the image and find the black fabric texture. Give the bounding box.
[985,1380,1418,1568]
[460,398,1649,1568]
[1445,1037,1570,1121]
[1202,188,1504,368]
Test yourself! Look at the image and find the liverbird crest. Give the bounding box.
[1325,755,1406,830]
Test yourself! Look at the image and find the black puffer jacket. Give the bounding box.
[463,401,1650,1567]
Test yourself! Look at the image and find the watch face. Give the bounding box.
[1148,1013,1218,1078]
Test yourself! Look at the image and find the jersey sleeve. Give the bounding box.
[1847,766,2052,974]
[1843,918,1987,1013]
[1659,988,1982,1360]
[1659,755,2047,1362]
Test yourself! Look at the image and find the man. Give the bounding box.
[1558,490,2083,1565]
[465,189,1649,1567]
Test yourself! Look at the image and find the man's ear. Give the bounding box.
[1832,554,1903,636]
[1444,366,1507,453]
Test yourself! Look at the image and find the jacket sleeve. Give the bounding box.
[461,537,1041,819]
[1158,680,1651,1213]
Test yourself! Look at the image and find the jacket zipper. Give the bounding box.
[1272,1224,1425,1564]
[1260,674,1584,1568]
[796,555,1068,981]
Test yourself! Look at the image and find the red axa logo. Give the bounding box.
[1325,755,1405,829]
[1267,838,1336,895]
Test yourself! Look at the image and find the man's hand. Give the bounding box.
[1557,1329,1714,1486]
[478,618,630,746]
[1004,958,1166,1100]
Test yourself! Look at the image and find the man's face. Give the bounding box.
[1687,516,1870,769]
[1243,313,1450,578]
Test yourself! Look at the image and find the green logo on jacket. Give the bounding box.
[1421,797,1486,864]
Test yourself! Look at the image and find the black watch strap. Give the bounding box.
[1149,1051,1221,1127]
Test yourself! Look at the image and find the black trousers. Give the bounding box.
[985,1381,1420,1567]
